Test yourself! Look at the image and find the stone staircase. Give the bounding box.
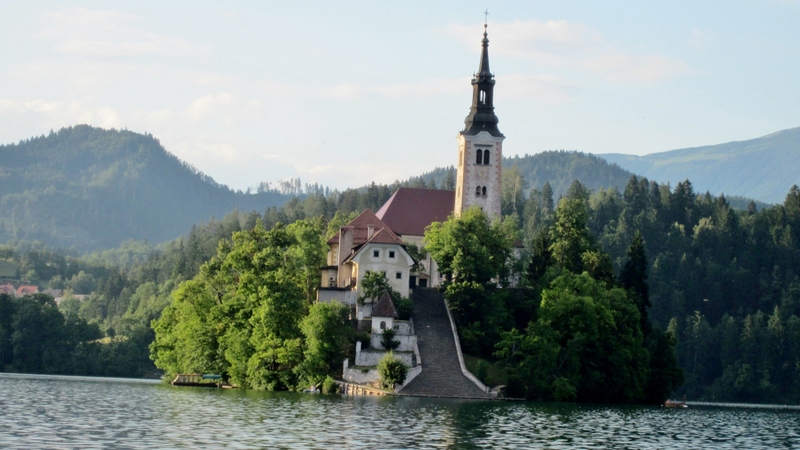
[398,288,490,398]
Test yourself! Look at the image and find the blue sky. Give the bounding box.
[1,1,798,191]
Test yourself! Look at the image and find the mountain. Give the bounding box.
[412,151,639,197]
[600,127,800,205]
[502,151,636,198]
[0,125,290,252]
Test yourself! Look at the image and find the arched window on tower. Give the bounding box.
[480,90,486,104]
[475,186,481,196]
[482,186,487,196]
[476,149,483,165]
[484,149,490,165]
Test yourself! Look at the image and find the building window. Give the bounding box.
[482,186,487,196]
[480,90,486,104]
[389,250,395,258]
[475,186,481,196]
[476,149,483,165]
[373,250,379,258]
[380,321,386,330]
[381,271,387,277]
[395,272,402,279]
[484,149,490,165]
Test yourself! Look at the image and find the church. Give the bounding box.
[317,22,506,309]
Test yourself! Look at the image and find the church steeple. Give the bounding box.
[454,19,506,219]
[462,23,503,138]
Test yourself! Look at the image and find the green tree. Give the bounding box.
[496,272,648,403]
[424,207,515,286]
[150,221,319,390]
[294,301,350,387]
[620,232,651,335]
[549,198,595,273]
[377,351,408,388]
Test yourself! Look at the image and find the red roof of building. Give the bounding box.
[328,209,404,246]
[376,188,454,236]
[16,285,39,296]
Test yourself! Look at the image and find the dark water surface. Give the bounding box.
[2,373,800,449]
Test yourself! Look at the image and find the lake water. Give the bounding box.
[2,373,800,449]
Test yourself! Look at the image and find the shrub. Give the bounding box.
[354,331,371,348]
[381,328,400,351]
[377,352,408,389]
[475,360,489,384]
[395,297,413,320]
[321,375,338,394]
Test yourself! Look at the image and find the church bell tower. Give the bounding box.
[454,22,505,218]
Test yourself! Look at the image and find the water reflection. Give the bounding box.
[1,373,799,449]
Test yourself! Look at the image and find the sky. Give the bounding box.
[1,1,799,191]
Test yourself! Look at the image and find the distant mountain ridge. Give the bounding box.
[600,127,800,204]
[0,125,290,252]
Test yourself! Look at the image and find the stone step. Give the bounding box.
[399,288,489,398]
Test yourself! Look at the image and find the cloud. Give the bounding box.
[182,92,265,127]
[582,54,690,83]
[499,74,578,103]
[0,99,120,128]
[368,78,464,98]
[447,19,692,83]
[319,78,465,100]
[39,7,204,58]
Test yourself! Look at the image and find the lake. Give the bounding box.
[1,373,799,449]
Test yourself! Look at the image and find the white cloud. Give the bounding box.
[39,7,205,58]
[0,99,121,129]
[323,84,364,100]
[582,54,690,83]
[368,78,464,98]
[500,74,577,103]
[447,19,692,83]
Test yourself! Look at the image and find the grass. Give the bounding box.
[463,354,506,388]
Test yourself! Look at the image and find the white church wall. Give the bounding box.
[352,243,413,298]
[370,333,416,352]
[356,349,414,367]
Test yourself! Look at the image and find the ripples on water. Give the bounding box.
[1,373,800,449]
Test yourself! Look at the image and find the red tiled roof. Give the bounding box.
[376,188,454,236]
[16,285,39,296]
[327,209,402,245]
[342,228,407,264]
[371,290,398,318]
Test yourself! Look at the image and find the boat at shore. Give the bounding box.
[171,373,235,388]
[664,397,687,408]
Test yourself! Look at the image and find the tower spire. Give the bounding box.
[461,20,503,137]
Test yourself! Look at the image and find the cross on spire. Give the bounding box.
[484,9,489,25]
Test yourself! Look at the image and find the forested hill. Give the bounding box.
[503,151,635,199]
[401,150,767,210]
[410,151,636,197]
[0,125,290,252]
[601,126,800,205]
